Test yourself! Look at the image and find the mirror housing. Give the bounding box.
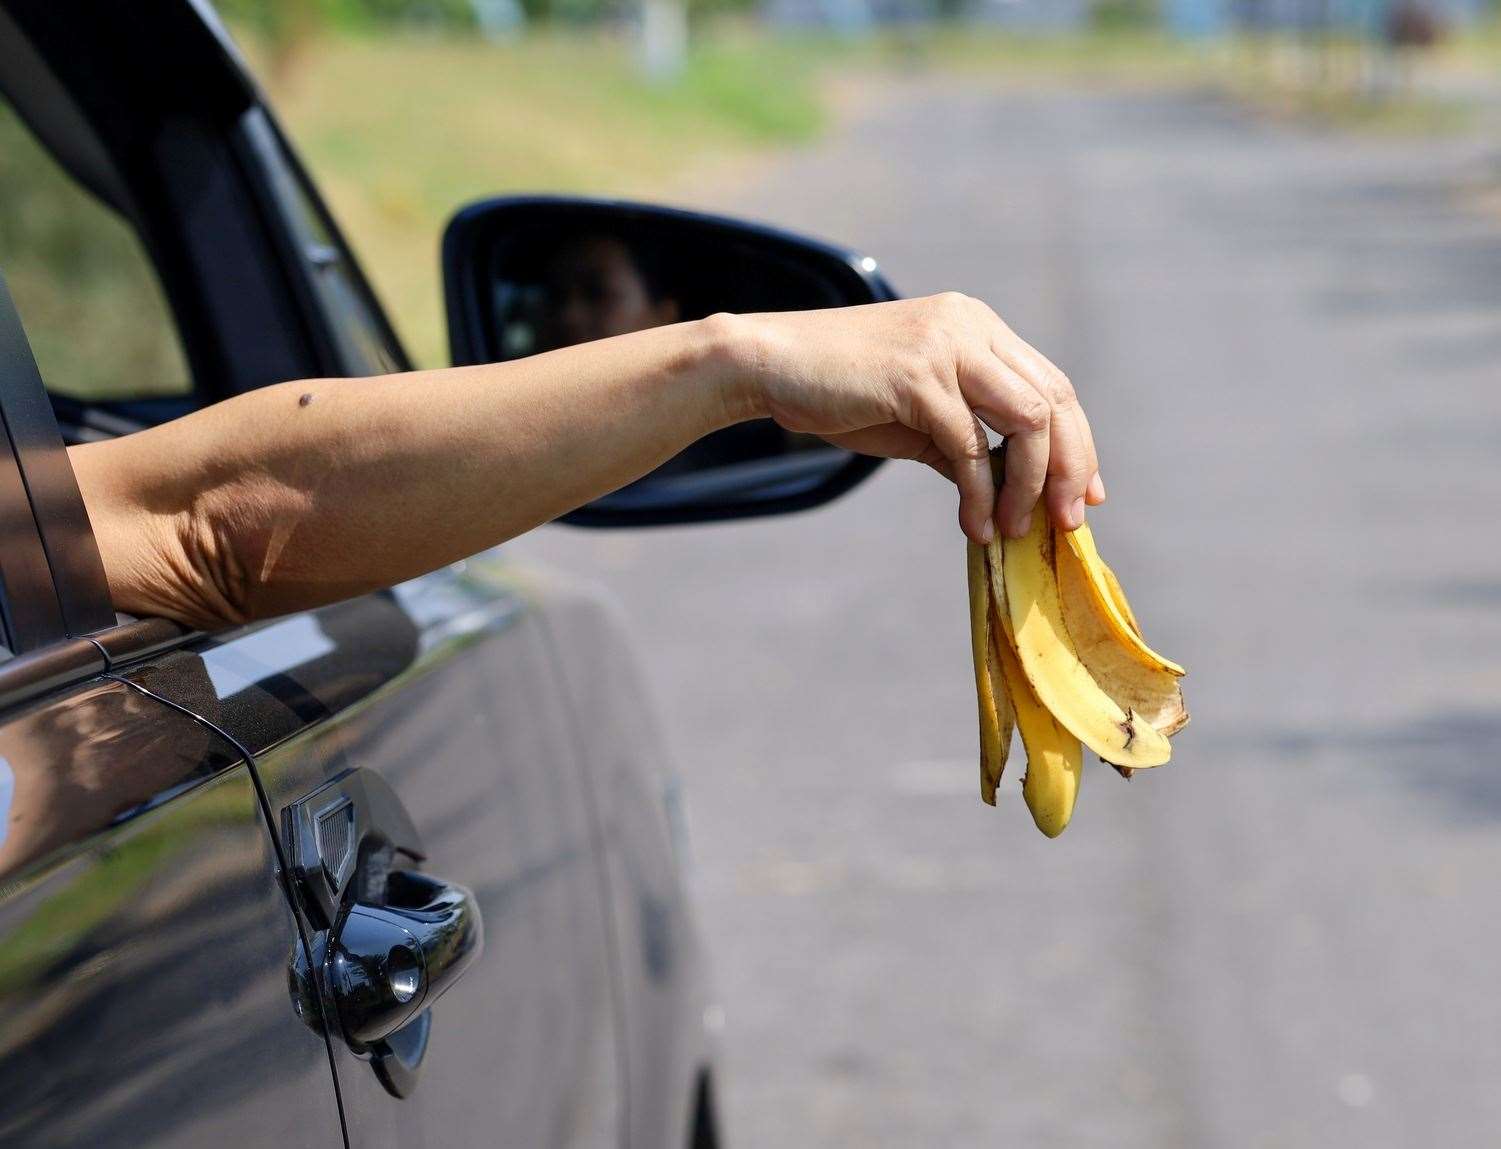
[442,196,897,527]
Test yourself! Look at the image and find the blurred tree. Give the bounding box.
[1385,0,1442,48]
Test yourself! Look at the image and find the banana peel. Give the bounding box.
[967,541,1013,805]
[1099,561,1142,639]
[1055,538,1188,738]
[1062,523,1184,678]
[1001,514,1172,769]
[992,588,1083,838]
[965,479,1189,837]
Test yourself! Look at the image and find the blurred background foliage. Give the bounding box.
[0,104,190,398]
[2,0,1499,385]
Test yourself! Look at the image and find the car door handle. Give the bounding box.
[283,768,484,1098]
[329,870,483,1047]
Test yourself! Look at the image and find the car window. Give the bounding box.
[0,93,191,402]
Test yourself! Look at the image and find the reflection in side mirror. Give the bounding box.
[442,196,897,528]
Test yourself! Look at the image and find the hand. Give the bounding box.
[728,294,1104,543]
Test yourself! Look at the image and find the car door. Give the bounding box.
[116,574,623,1149]
[0,279,344,1147]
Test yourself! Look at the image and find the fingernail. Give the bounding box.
[980,519,995,544]
[1012,512,1032,539]
[1087,472,1106,503]
[1070,496,1086,529]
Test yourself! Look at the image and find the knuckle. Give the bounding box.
[1016,396,1051,434]
[931,292,984,332]
[958,426,991,462]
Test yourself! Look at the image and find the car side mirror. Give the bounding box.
[442,196,896,527]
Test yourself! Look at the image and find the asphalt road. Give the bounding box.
[513,82,1501,1147]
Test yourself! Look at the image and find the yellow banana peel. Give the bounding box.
[993,616,1083,837]
[1062,523,1185,678]
[1001,514,1172,769]
[967,541,1013,805]
[1056,539,1188,738]
[965,484,1189,838]
[1099,561,1142,638]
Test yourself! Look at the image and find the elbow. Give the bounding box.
[75,439,300,633]
[99,503,256,633]
[94,482,281,633]
[167,499,258,630]
[167,473,321,630]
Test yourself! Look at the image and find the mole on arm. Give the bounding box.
[298,392,315,408]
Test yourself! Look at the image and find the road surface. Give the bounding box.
[513,80,1501,1147]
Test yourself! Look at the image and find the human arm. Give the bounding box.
[71,294,1101,630]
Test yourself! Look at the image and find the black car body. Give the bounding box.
[0,3,894,1145]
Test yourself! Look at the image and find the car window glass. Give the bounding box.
[277,150,404,377]
[0,94,191,401]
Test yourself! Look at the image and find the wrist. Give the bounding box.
[695,311,772,427]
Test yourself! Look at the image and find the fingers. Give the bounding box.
[919,392,996,543]
[990,335,1098,533]
[999,425,1048,537]
[972,372,1049,538]
[1045,400,1093,530]
[1086,471,1106,505]
[829,293,1101,543]
[955,352,1050,539]
[1078,406,1106,506]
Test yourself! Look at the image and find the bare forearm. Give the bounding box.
[72,314,750,628]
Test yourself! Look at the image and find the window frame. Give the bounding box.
[0,272,110,653]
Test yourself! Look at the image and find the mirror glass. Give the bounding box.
[482,221,849,358]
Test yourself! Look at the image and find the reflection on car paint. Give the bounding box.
[0,678,232,881]
[0,757,12,840]
[0,680,342,1147]
[200,614,337,700]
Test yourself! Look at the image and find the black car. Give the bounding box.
[0,2,892,1146]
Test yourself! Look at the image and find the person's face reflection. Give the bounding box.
[541,235,679,349]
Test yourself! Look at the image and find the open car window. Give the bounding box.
[0,91,191,406]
